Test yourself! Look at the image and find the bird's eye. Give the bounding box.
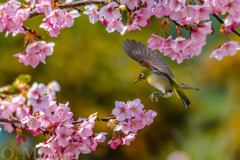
[140,73,145,78]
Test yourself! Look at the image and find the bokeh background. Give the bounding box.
[0,13,240,160]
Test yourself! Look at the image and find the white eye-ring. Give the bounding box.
[140,73,145,78]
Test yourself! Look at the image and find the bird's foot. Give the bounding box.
[149,92,164,102]
[163,90,174,98]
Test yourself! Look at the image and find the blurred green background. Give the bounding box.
[1,13,240,160]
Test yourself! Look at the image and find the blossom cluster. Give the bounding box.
[109,99,157,149]
[15,41,55,68]
[0,0,30,36]
[0,75,156,159]
[210,41,240,60]
[40,9,80,37]
[148,22,212,63]
[1,0,240,67]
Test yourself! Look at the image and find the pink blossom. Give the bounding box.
[190,22,212,43]
[94,132,107,143]
[27,82,50,111]
[40,9,80,37]
[127,98,144,118]
[21,116,40,131]
[168,0,185,11]
[29,95,49,112]
[112,101,130,121]
[64,10,81,28]
[147,22,212,63]
[0,123,14,133]
[122,133,136,145]
[15,41,55,68]
[78,120,95,138]
[0,75,155,158]
[127,118,144,132]
[52,103,73,124]
[28,83,47,99]
[15,52,40,68]
[36,142,54,157]
[148,34,166,50]
[120,0,139,10]
[0,0,30,36]
[35,0,52,16]
[110,99,157,148]
[143,110,157,126]
[131,7,152,28]
[56,125,74,147]
[99,2,121,21]
[152,3,169,18]
[16,135,27,145]
[108,135,122,149]
[210,41,240,60]
[84,5,100,24]
[105,19,127,35]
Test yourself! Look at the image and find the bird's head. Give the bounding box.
[135,70,148,84]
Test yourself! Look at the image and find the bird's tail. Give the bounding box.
[178,82,200,91]
[175,88,190,109]
[172,80,191,109]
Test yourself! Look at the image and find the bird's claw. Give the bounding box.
[149,92,164,102]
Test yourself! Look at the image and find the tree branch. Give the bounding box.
[213,14,240,37]
[0,118,20,124]
[72,116,115,124]
[0,118,21,129]
[29,0,107,18]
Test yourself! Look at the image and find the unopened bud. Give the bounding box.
[161,18,169,27]
[107,119,118,129]
[219,25,225,34]
[176,26,182,36]
[119,5,126,11]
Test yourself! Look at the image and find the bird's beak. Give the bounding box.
[134,78,141,84]
[134,79,139,84]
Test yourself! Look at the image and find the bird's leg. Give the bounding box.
[149,92,164,102]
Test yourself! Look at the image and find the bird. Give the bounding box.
[122,39,199,109]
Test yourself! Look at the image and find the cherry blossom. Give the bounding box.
[1,0,240,66]
[40,9,80,37]
[0,0,30,36]
[148,22,212,63]
[112,101,131,121]
[84,4,100,24]
[99,2,121,21]
[35,0,52,16]
[15,41,55,68]
[109,99,157,149]
[0,75,157,159]
[210,41,240,60]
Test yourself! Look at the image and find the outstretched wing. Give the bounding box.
[122,39,174,78]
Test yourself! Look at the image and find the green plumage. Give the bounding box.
[122,39,199,108]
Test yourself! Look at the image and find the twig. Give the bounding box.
[22,26,42,39]
[0,118,21,129]
[99,116,115,122]
[29,0,107,18]
[213,14,240,37]
[72,116,115,124]
[0,118,21,124]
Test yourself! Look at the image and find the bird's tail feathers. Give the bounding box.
[171,80,190,108]
[178,82,200,91]
[175,88,190,109]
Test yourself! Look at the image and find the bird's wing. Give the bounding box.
[122,39,174,78]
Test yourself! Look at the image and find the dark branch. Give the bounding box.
[0,118,21,129]
[213,14,240,37]
[29,0,107,18]
[72,116,115,124]
[99,116,115,122]
[0,118,20,124]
